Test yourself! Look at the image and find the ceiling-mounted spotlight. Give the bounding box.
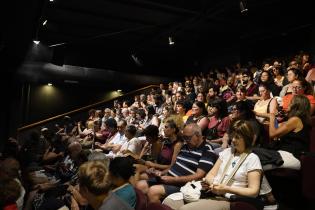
[168,36,175,45]
[240,1,248,13]
[49,0,54,2]
[42,20,48,26]
[33,40,40,45]
[131,53,143,66]
[47,83,53,86]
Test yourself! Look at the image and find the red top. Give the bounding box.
[4,204,18,210]
[282,94,315,111]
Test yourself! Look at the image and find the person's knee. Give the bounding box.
[163,197,184,210]
[135,180,149,194]
[179,204,191,210]
[148,185,164,202]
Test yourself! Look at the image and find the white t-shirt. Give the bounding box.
[109,132,127,145]
[116,137,144,157]
[106,133,127,157]
[213,148,262,198]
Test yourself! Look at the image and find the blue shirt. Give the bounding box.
[114,184,136,208]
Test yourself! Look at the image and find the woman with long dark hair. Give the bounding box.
[268,95,311,170]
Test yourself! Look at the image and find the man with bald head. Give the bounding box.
[142,123,217,203]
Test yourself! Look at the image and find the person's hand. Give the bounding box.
[94,142,103,148]
[211,184,227,195]
[268,113,276,121]
[145,167,156,175]
[160,175,174,184]
[145,160,154,167]
[201,180,210,191]
[67,185,75,193]
[122,150,130,155]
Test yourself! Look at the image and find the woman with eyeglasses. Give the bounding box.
[282,78,315,115]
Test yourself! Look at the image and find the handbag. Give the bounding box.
[180,180,202,203]
[205,119,221,140]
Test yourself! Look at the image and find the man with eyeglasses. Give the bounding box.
[95,120,127,155]
[145,123,217,203]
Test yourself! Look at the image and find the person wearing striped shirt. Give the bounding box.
[146,123,218,203]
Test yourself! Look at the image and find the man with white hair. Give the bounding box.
[101,108,112,129]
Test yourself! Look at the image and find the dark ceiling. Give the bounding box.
[1,0,313,77]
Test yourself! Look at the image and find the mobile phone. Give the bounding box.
[155,176,162,182]
[274,118,279,128]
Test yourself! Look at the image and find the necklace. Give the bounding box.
[232,160,237,168]
[231,155,240,168]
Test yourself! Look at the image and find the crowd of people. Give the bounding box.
[1,51,314,210]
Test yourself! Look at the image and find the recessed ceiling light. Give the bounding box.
[168,37,175,45]
[33,40,40,45]
[240,1,248,13]
[49,0,54,2]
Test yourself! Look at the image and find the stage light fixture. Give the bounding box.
[168,37,175,45]
[48,83,53,86]
[240,1,248,13]
[33,40,40,45]
[43,20,48,26]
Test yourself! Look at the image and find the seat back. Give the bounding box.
[301,153,315,201]
[230,202,259,210]
[309,116,315,152]
[229,195,264,210]
[145,203,172,210]
[134,187,147,210]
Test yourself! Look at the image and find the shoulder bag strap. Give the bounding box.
[218,152,250,186]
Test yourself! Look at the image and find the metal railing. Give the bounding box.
[17,85,158,140]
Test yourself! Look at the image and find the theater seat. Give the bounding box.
[230,195,264,210]
[134,187,147,210]
[302,116,315,196]
[230,202,260,210]
[301,153,315,201]
[265,116,315,207]
[146,203,172,210]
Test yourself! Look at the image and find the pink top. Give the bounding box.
[208,116,231,137]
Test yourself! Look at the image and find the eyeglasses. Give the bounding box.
[182,134,195,142]
[292,86,303,90]
[230,107,238,112]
